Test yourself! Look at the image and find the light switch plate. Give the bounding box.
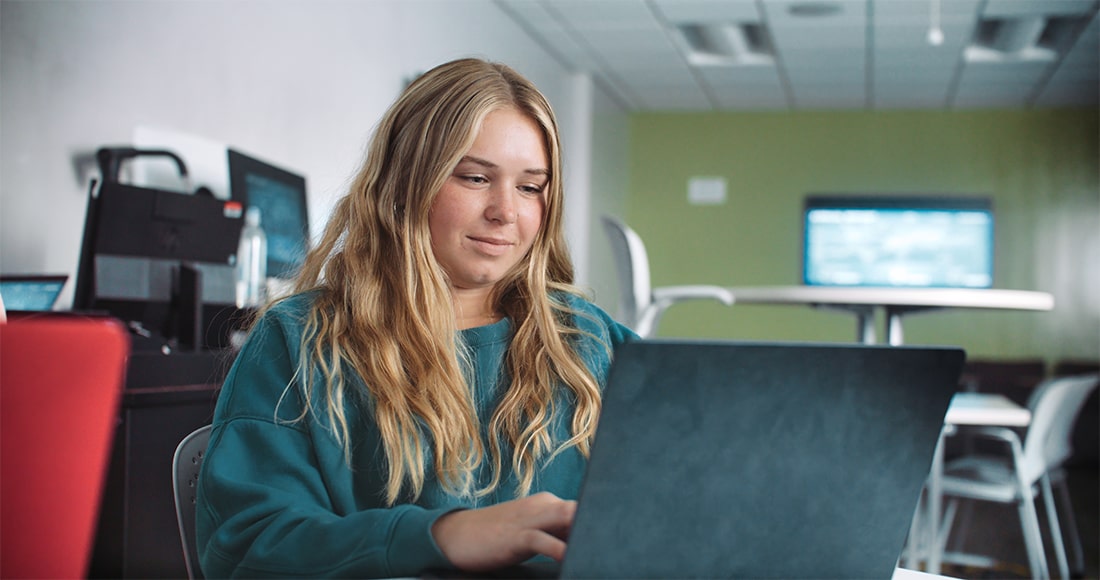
[688,176,727,205]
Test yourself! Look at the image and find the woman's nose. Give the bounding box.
[486,185,517,224]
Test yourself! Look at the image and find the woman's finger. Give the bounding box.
[523,528,568,562]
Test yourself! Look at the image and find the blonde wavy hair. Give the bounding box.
[284,58,602,505]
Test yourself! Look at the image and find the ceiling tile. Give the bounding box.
[650,0,762,24]
[952,91,1032,108]
[874,68,955,85]
[541,0,659,29]
[874,47,964,67]
[780,47,866,64]
[696,65,784,88]
[713,84,788,100]
[616,65,699,87]
[874,98,950,110]
[795,95,869,110]
[714,93,791,110]
[534,27,601,71]
[574,26,677,55]
[873,0,983,19]
[496,0,561,26]
[874,85,952,99]
[961,61,1055,82]
[492,0,1099,112]
[873,21,975,49]
[634,86,713,110]
[788,80,866,94]
[1033,82,1099,107]
[982,0,1099,18]
[761,0,867,25]
[600,52,688,72]
[1047,60,1100,82]
[784,56,865,82]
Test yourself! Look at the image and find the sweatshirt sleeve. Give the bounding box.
[195,305,456,579]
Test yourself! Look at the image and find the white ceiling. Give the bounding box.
[495,0,1100,111]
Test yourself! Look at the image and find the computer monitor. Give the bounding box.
[802,194,994,289]
[227,149,310,279]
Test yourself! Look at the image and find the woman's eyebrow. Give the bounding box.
[459,155,497,169]
[459,155,549,177]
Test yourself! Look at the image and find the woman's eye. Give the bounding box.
[520,184,546,195]
[460,175,488,185]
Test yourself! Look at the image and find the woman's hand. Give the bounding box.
[431,491,576,572]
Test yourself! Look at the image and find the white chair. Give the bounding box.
[937,373,1099,579]
[601,215,734,338]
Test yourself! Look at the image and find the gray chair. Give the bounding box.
[938,373,1099,579]
[601,215,733,338]
[173,424,213,580]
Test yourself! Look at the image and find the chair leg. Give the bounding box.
[1017,492,1052,580]
[947,497,975,554]
[902,490,925,570]
[938,498,959,557]
[1039,475,1070,579]
[1052,473,1086,576]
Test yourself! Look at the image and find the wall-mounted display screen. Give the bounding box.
[803,195,994,289]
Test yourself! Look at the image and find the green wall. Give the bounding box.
[628,109,1099,363]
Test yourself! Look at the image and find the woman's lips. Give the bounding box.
[469,236,513,256]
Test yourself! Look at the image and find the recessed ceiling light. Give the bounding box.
[787,2,842,18]
[963,15,1074,64]
[674,23,774,67]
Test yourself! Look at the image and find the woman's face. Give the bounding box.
[429,107,548,293]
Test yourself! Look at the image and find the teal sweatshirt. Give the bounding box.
[196,292,637,578]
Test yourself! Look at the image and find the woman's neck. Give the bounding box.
[452,287,501,330]
[456,312,503,330]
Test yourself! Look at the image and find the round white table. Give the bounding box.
[725,286,1055,345]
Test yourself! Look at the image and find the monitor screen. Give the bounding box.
[227,149,310,279]
[0,275,67,311]
[803,195,994,289]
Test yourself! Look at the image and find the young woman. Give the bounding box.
[195,58,637,578]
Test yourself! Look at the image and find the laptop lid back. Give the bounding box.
[1,316,129,578]
[561,340,963,579]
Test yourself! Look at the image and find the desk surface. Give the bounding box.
[393,567,957,580]
[945,392,1031,427]
[726,286,1055,311]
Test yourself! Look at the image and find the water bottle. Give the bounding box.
[235,206,267,308]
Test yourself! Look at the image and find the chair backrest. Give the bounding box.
[601,215,652,328]
[173,424,213,580]
[1021,373,1099,482]
[0,315,129,579]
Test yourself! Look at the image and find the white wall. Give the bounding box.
[0,0,631,311]
[585,82,633,318]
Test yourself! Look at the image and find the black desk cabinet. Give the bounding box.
[90,349,233,578]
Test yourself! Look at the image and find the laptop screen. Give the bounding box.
[0,275,68,312]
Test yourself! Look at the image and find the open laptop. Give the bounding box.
[0,274,68,313]
[554,339,964,579]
